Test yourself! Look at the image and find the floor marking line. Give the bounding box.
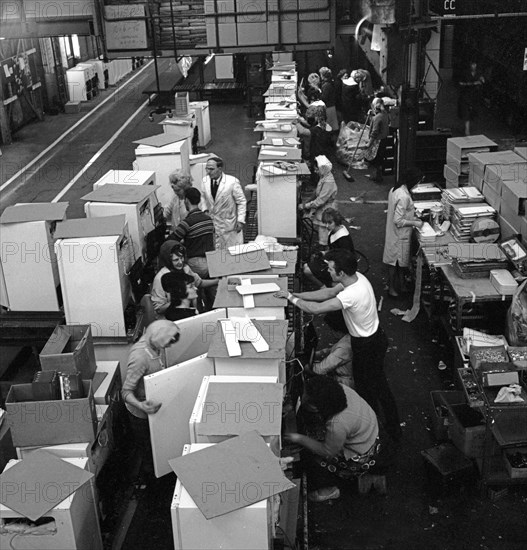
[52,98,150,202]
[0,60,154,193]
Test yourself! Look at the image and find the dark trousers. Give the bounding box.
[350,327,402,441]
[128,412,154,478]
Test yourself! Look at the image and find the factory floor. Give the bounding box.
[1,60,526,550]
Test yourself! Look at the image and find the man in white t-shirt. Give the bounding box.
[275,249,401,442]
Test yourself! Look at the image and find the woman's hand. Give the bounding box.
[414,219,424,229]
[141,400,162,415]
[273,290,290,300]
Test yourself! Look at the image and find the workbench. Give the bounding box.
[438,264,513,333]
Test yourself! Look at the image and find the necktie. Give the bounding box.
[211,178,219,200]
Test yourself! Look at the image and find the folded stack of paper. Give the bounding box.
[417,222,440,244]
[450,203,496,242]
[442,186,485,218]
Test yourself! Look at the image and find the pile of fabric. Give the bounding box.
[335,121,370,166]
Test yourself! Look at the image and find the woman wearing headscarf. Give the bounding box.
[150,240,217,316]
[319,67,338,132]
[122,319,181,482]
[298,155,338,246]
[383,169,424,297]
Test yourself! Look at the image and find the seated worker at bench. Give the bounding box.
[285,375,380,502]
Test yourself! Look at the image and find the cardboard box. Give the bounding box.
[446,153,469,174]
[514,146,527,160]
[482,181,501,212]
[501,179,527,216]
[447,403,486,458]
[92,361,121,405]
[446,135,498,161]
[430,390,466,441]
[6,381,97,447]
[499,216,521,240]
[40,324,96,380]
[484,163,527,195]
[468,150,525,183]
[444,164,469,187]
[503,446,527,479]
[500,202,523,232]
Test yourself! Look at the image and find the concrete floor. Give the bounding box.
[1,61,527,549]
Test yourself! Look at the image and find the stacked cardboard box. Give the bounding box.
[444,135,498,188]
[158,1,207,50]
[468,150,526,190]
[483,163,527,238]
[205,0,331,48]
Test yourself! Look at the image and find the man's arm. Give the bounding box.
[172,219,189,242]
[293,296,343,315]
[294,285,342,302]
[232,179,247,224]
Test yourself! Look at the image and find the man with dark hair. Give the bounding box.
[170,187,217,311]
[286,375,379,502]
[275,248,401,442]
[202,156,247,248]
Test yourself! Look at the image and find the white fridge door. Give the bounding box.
[145,354,215,477]
[164,308,226,367]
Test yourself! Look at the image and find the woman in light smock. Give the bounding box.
[383,170,424,297]
[299,155,338,246]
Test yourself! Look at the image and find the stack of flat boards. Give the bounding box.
[450,203,497,242]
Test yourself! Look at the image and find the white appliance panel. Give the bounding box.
[145,354,215,478]
[1,220,61,311]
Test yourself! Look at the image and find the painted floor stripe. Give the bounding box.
[52,98,150,202]
[0,60,153,193]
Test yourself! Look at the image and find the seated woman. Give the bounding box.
[161,271,198,321]
[151,240,217,317]
[298,72,322,112]
[286,375,379,502]
[308,111,333,164]
[303,207,354,288]
[296,103,326,161]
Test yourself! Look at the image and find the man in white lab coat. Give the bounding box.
[201,157,247,248]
